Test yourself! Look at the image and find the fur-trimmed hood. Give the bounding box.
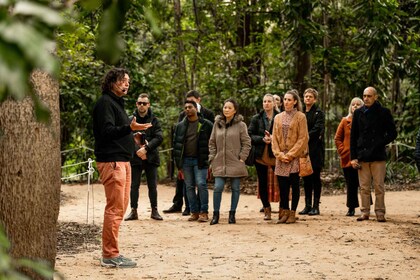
[214,114,244,128]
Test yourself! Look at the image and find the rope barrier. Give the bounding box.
[60,145,94,154]
[86,158,95,225]
[61,160,92,169]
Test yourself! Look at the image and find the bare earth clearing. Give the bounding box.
[55,183,419,280]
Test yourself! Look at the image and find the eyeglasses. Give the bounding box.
[136,102,149,106]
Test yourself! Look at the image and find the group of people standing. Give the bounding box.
[249,89,325,224]
[92,68,399,268]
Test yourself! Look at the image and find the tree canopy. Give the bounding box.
[1,0,419,175]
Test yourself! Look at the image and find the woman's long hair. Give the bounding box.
[285,89,303,112]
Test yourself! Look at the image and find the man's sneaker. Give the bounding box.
[101,255,137,268]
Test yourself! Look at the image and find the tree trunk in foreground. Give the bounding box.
[0,70,61,279]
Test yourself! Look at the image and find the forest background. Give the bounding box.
[0,0,419,279]
[58,0,420,183]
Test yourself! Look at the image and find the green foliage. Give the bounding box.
[0,0,64,122]
[0,226,57,280]
[2,0,419,182]
[385,161,419,184]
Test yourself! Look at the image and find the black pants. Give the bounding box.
[130,163,158,209]
[172,178,186,209]
[278,173,300,211]
[343,167,360,209]
[302,167,322,204]
[255,162,273,208]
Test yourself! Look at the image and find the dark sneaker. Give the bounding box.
[101,255,137,268]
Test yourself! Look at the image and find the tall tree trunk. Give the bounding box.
[173,0,189,98]
[236,0,263,119]
[322,2,331,171]
[293,0,313,94]
[295,51,311,94]
[191,0,203,90]
[0,71,61,279]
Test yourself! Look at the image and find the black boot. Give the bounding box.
[163,204,182,213]
[308,198,320,215]
[299,196,312,215]
[182,207,190,216]
[228,211,236,224]
[151,207,163,220]
[210,211,219,225]
[346,208,355,216]
[124,208,138,221]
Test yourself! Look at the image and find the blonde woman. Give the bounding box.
[334,97,364,216]
[248,94,279,220]
[271,90,309,224]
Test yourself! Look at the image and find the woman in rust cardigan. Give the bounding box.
[272,89,309,224]
[334,97,364,216]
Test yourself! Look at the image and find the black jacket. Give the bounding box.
[305,105,325,169]
[350,101,397,162]
[173,116,213,169]
[248,110,279,159]
[130,108,163,166]
[93,91,134,162]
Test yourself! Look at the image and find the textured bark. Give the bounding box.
[0,70,61,278]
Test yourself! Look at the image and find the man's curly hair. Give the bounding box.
[101,68,129,93]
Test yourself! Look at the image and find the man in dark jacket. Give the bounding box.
[93,68,151,268]
[124,93,164,221]
[164,90,215,215]
[300,88,325,216]
[350,87,397,223]
[173,100,213,222]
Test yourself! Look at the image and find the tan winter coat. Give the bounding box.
[271,111,309,160]
[209,114,251,177]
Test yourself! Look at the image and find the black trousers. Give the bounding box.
[130,163,158,209]
[343,166,360,209]
[302,167,322,204]
[278,173,300,211]
[172,177,186,209]
[255,162,273,208]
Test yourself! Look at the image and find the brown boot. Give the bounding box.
[286,210,296,224]
[278,208,284,220]
[197,212,209,222]
[124,208,138,221]
[188,213,199,221]
[277,209,290,224]
[263,207,272,220]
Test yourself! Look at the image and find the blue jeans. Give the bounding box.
[183,157,208,213]
[213,177,241,212]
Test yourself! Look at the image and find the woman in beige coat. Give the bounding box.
[208,98,251,225]
[272,90,309,224]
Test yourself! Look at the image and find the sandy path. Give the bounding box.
[55,183,420,280]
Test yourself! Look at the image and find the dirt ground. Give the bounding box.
[54,183,419,280]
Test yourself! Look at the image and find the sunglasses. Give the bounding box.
[136,101,149,106]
